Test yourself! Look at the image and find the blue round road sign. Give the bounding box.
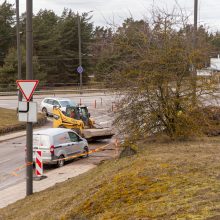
[77,66,84,74]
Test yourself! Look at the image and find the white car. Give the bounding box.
[41,97,76,116]
[33,128,89,167]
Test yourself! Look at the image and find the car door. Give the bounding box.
[46,99,54,115]
[68,132,82,154]
[54,132,72,157]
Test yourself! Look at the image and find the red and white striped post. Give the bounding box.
[115,139,119,156]
[35,150,43,177]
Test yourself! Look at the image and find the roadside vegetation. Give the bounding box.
[1,1,220,219]
[0,107,46,135]
[96,9,220,140]
[1,137,220,219]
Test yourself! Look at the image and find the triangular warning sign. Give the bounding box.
[16,80,39,101]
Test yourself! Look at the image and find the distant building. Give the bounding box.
[210,56,220,71]
[196,56,220,82]
[197,68,213,77]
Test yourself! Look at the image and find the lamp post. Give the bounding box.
[77,13,82,94]
[77,11,93,94]
[16,0,22,101]
[192,0,198,105]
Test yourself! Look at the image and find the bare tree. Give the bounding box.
[96,8,218,139]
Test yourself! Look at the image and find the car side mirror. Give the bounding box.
[88,113,91,117]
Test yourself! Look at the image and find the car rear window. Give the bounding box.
[33,135,50,147]
[59,100,76,107]
[53,100,60,106]
[47,99,53,104]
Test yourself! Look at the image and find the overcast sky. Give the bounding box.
[2,0,220,31]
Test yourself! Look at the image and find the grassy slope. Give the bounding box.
[0,108,22,129]
[0,107,46,134]
[1,137,220,219]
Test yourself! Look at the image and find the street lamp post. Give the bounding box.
[77,13,82,94]
[192,0,198,105]
[16,0,22,101]
[77,11,93,94]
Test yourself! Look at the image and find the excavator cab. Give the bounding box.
[66,105,94,128]
[77,106,90,126]
[65,106,81,120]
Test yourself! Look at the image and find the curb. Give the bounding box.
[0,131,26,143]
[0,119,49,143]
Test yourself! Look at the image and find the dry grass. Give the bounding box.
[1,137,220,219]
[0,108,22,129]
[0,107,47,135]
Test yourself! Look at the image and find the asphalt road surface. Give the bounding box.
[0,92,117,191]
[0,92,117,112]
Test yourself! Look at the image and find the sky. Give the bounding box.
[2,0,220,31]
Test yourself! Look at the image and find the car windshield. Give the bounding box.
[59,100,76,107]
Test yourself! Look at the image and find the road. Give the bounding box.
[0,92,117,191]
[0,92,117,111]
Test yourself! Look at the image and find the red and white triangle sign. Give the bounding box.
[16,80,39,102]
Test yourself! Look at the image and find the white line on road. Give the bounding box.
[0,158,11,165]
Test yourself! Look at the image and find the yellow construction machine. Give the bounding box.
[53,105,114,141]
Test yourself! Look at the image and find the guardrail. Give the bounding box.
[0,88,115,96]
[0,82,113,92]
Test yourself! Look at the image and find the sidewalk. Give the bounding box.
[0,130,26,143]
[0,160,96,209]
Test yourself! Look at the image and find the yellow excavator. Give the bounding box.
[53,105,114,141]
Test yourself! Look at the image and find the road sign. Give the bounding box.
[77,66,84,74]
[18,101,37,122]
[16,80,39,102]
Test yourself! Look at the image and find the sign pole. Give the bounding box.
[26,0,33,196]
[16,0,22,102]
[78,13,83,94]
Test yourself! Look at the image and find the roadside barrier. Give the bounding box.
[115,138,119,156]
[35,150,43,177]
[111,102,115,111]
[51,143,111,163]
[9,143,112,178]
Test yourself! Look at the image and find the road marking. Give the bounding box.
[0,159,11,165]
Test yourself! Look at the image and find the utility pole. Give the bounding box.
[78,13,82,94]
[192,0,198,104]
[26,0,33,196]
[16,0,22,101]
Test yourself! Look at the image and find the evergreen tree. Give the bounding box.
[57,9,93,83]
[0,1,15,66]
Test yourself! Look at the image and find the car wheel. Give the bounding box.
[42,107,48,116]
[57,155,65,168]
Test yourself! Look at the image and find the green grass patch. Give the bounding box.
[0,107,47,135]
[1,137,220,219]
